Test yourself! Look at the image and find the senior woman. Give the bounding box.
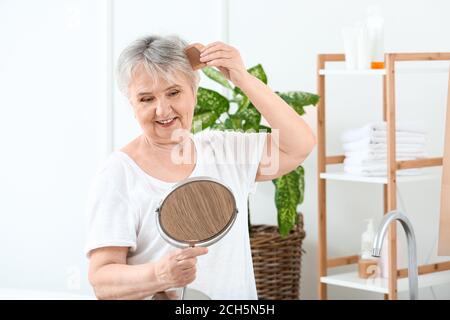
[85,35,316,300]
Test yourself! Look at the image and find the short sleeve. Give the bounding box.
[84,166,138,259]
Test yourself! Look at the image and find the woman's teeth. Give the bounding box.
[156,117,176,125]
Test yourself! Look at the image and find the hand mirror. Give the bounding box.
[154,176,238,300]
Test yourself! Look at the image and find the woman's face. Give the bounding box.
[128,63,196,144]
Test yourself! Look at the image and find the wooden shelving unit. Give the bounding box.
[317,52,450,300]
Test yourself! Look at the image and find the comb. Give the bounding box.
[184,43,207,71]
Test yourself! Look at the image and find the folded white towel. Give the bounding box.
[343,139,426,153]
[343,156,424,166]
[341,121,427,143]
[370,135,426,145]
[344,150,428,161]
[344,165,422,177]
[341,135,426,145]
[340,121,428,177]
[371,131,425,139]
[371,121,427,133]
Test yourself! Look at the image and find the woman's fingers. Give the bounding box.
[175,266,197,287]
[175,247,208,261]
[199,41,247,84]
[200,48,235,70]
[177,257,197,270]
[179,273,196,287]
[157,248,207,288]
[201,46,233,57]
[180,267,196,278]
[201,41,222,52]
[201,42,232,55]
[163,247,207,287]
[200,50,232,62]
[206,58,235,68]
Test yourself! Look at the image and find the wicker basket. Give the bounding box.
[249,213,306,300]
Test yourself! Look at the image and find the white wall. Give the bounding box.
[1,0,449,299]
[0,0,107,296]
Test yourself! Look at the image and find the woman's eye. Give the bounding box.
[140,91,178,102]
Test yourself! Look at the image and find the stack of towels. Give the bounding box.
[340,121,428,176]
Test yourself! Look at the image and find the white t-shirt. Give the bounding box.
[84,130,267,300]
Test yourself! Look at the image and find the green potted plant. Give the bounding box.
[192,64,319,299]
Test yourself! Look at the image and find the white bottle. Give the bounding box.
[356,22,371,70]
[366,5,385,69]
[361,219,375,260]
[341,25,359,70]
[361,219,375,259]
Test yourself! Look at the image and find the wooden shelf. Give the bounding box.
[320,171,441,184]
[320,269,450,294]
[316,52,450,300]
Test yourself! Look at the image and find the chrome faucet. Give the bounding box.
[371,210,419,300]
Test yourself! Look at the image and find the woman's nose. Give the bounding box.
[155,100,171,117]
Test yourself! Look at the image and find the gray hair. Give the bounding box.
[116,34,200,97]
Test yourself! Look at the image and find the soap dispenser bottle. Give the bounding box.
[361,219,375,259]
[358,219,379,279]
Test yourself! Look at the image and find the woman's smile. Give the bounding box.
[155,116,179,128]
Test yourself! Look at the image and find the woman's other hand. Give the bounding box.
[155,247,208,288]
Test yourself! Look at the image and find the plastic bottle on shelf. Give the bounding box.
[341,25,359,70]
[361,219,375,259]
[366,5,385,69]
[356,21,371,70]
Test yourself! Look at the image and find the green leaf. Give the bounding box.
[191,112,220,132]
[210,122,226,131]
[297,166,305,205]
[277,206,297,237]
[258,125,272,133]
[224,118,235,130]
[202,67,233,90]
[195,87,230,115]
[233,86,244,97]
[237,95,250,112]
[277,91,319,116]
[236,103,261,131]
[193,87,230,132]
[233,64,267,96]
[248,64,267,84]
[272,166,305,236]
[224,114,244,130]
